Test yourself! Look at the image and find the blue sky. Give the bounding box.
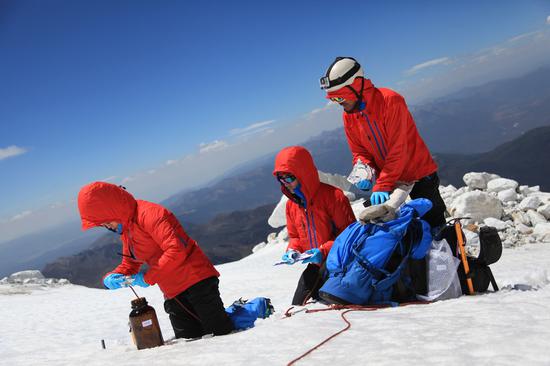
[1,0,550,241]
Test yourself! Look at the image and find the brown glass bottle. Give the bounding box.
[129,297,164,350]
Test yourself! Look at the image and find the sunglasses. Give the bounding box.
[330,97,346,104]
[277,174,297,184]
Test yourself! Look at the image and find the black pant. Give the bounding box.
[292,263,326,306]
[410,172,447,228]
[164,277,234,339]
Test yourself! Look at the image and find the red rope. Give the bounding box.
[287,308,367,366]
[285,301,430,365]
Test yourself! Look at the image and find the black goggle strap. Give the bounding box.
[320,57,360,90]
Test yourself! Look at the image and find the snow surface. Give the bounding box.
[2,235,550,365]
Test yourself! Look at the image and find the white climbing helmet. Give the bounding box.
[320,57,364,92]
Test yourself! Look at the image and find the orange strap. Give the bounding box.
[455,221,475,295]
[285,302,430,365]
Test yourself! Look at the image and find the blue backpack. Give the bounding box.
[225,297,274,330]
[319,198,433,305]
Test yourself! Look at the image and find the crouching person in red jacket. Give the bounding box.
[274,146,356,305]
[77,182,234,340]
[320,57,447,229]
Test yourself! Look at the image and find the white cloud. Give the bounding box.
[303,102,338,121]
[165,160,177,166]
[508,31,539,43]
[230,120,276,136]
[231,126,275,140]
[148,169,156,175]
[102,176,117,182]
[0,200,79,244]
[0,145,27,161]
[398,27,550,103]
[406,57,451,75]
[49,202,65,209]
[10,210,32,222]
[121,176,135,184]
[199,140,229,154]
[546,15,550,25]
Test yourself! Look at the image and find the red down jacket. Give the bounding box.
[273,146,356,259]
[78,182,218,299]
[327,78,438,192]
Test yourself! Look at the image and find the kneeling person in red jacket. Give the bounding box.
[274,146,356,305]
[78,182,234,339]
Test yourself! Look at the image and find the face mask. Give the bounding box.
[293,184,307,208]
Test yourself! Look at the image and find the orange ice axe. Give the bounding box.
[454,218,475,295]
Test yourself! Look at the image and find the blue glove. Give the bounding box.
[128,272,150,288]
[370,191,390,205]
[103,273,126,290]
[302,248,323,265]
[355,179,373,191]
[281,250,299,265]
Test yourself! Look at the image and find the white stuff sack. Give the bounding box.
[417,239,462,302]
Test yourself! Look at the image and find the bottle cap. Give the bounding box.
[131,297,148,309]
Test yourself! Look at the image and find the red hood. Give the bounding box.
[326,77,375,103]
[273,146,320,203]
[77,182,137,231]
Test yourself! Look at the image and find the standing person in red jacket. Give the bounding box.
[77,182,234,340]
[274,146,356,305]
[319,56,447,229]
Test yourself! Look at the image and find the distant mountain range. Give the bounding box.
[0,221,102,278]
[436,126,550,189]
[168,123,550,228]
[168,128,353,224]
[412,66,550,153]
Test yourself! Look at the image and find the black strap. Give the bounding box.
[487,267,499,292]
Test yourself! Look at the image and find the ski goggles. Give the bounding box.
[277,174,297,184]
[329,97,346,104]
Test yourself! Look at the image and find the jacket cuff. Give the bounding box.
[373,182,394,192]
[319,241,334,259]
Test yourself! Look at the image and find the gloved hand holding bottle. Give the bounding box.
[127,272,150,288]
[103,273,127,290]
[281,249,299,265]
[103,272,150,289]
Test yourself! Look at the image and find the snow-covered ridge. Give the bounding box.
[0,270,69,295]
